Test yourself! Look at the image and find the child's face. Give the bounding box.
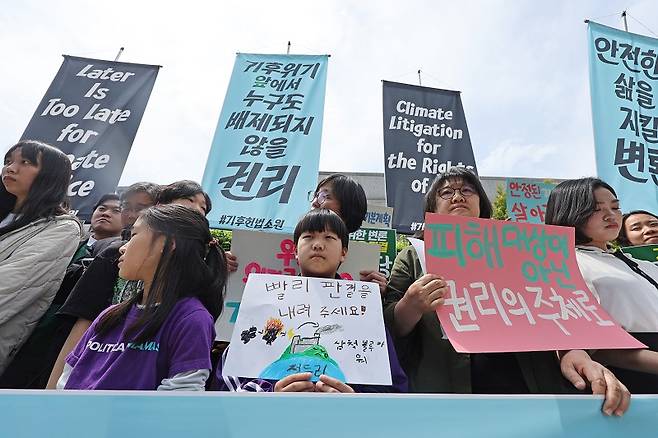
[118,218,166,283]
[295,228,347,278]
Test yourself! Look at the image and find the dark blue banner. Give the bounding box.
[383,81,477,233]
[22,55,159,220]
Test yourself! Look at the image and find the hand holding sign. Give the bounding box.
[394,273,447,337]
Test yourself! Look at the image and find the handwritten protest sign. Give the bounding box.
[215,230,380,341]
[505,178,555,224]
[349,227,397,278]
[223,274,391,385]
[622,244,658,263]
[424,213,645,353]
[363,204,393,229]
[588,22,658,213]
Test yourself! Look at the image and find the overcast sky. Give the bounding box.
[2,0,658,185]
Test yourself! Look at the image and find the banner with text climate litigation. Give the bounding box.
[382,81,477,233]
[22,55,159,220]
[202,53,328,233]
[588,22,658,212]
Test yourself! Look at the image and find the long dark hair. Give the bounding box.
[0,140,71,235]
[414,168,492,238]
[617,209,658,247]
[545,177,617,245]
[95,204,227,344]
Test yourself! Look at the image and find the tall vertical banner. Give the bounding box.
[588,22,658,212]
[22,55,159,220]
[382,81,477,234]
[202,54,328,233]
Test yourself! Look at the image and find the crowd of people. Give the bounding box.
[2,139,658,417]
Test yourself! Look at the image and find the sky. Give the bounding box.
[1,0,658,185]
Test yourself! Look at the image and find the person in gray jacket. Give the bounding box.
[0,140,81,375]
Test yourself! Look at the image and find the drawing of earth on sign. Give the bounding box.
[260,321,346,382]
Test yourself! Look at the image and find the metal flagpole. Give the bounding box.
[114,47,125,62]
[622,11,629,32]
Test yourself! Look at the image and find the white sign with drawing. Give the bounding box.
[223,273,392,386]
[216,230,380,341]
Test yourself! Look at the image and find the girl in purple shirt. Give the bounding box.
[57,204,227,390]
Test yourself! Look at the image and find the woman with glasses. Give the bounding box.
[309,174,389,294]
[382,168,630,416]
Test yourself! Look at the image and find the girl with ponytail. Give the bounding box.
[56,204,227,390]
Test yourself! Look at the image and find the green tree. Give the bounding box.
[210,228,233,251]
[492,183,508,220]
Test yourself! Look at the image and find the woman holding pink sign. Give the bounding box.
[383,168,630,416]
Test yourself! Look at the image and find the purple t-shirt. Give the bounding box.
[65,297,215,390]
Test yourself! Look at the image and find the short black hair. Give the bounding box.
[157,180,211,214]
[294,208,349,249]
[545,177,617,245]
[313,174,366,233]
[120,182,160,203]
[93,193,120,212]
[617,209,658,246]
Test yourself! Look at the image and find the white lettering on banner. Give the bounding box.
[83,103,131,124]
[41,98,80,118]
[57,123,98,144]
[386,151,416,170]
[76,64,136,82]
[84,82,109,100]
[68,180,94,197]
[65,151,111,198]
[388,116,463,140]
[66,150,111,170]
[396,100,453,120]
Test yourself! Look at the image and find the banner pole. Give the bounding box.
[114,47,125,62]
[417,69,422,86]
[622,11,629,32]
[287,41,291,54]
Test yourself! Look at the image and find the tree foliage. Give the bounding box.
[492,183,508,220]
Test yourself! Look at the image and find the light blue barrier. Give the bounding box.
[0,391,655,437]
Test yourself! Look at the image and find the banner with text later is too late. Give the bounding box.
[202,53,328,234]
[383,81,477,234]
[424,213,644,353]
[22,55,159,220]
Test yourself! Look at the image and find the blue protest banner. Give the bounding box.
[588,22,658,212]
[202,54,328,233]
[0,391,654,437]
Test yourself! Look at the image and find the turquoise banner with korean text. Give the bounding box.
[202,53,328,233]
[0,391,655,437]
[505,178,555,224]
[588,22,658,212]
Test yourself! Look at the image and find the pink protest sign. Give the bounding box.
[424,213,645,353]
